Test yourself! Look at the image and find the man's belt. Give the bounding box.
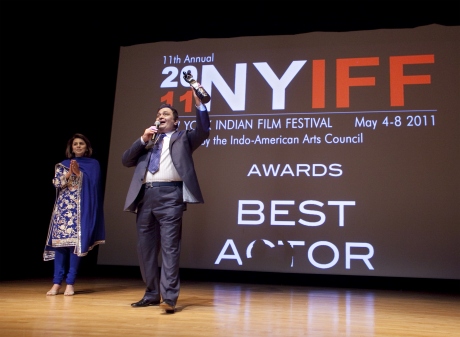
[144,181,183,188]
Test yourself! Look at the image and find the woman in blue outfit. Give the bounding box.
[44,133,105,296]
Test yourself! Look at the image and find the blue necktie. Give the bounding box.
[148,134,165,173]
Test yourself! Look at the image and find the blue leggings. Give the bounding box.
[52,247,82,285]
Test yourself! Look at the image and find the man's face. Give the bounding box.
[156,107,177,133]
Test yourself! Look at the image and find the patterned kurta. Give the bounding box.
[44,157,105,261]
[48,164,81,247]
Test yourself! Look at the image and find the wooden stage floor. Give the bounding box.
[0,276,459,336]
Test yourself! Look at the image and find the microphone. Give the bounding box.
[152,121,161,145]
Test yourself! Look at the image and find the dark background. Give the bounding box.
[1,0,459,291]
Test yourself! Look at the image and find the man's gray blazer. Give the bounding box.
[122,106,210,213]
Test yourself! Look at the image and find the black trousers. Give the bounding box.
[135,184,185,305]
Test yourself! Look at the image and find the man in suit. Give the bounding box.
[122,85,210,314]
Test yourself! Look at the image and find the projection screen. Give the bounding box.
[98,24,460,280]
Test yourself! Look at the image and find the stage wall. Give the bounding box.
[98,24,460,280]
